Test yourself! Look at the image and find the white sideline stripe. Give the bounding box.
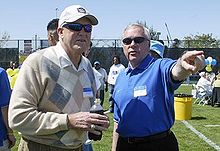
[182,120,220,151]
[204,125,220,127]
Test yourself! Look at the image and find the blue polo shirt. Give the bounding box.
[113,55,182,137]
[0,67,11,146]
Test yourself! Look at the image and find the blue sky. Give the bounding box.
[0,0,220,41]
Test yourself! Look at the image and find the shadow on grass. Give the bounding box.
[191,116,207,120]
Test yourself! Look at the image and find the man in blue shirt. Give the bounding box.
[111,23,205,151]
[0,67,16,150]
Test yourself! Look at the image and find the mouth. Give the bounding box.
[128,49,138,56]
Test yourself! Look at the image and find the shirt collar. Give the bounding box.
[55,42,72,68]
[54,42,88,72]
[126,54,155,74]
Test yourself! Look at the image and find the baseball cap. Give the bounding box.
[150,40,165,58]
[58,5,98,28]
[94,61,100,65]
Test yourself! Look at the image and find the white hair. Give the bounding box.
[122,23,151,40]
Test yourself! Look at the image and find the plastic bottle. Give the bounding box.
[88,98,104,141]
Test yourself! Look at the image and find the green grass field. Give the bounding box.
[11,84,220,151]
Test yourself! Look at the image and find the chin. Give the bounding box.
[128,55,137,61]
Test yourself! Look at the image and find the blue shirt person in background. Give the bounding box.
[111,23,205,151]
[0,67,16,150]
[149,40,165,59]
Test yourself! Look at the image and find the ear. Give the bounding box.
[48,34,52,41]
[57,28,64,39]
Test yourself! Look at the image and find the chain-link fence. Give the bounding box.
[0,39,220,72]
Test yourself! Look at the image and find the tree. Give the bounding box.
[183,33,220,48]
[0,31,10,48]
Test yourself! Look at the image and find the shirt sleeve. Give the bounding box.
[8,57,68,136]
[160,59,182,91]
[112,97,120,123]
[0,69,11,107]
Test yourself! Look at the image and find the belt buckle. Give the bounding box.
[127,137,135,144]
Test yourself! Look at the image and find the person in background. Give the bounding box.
[83,42,102,98]
[112,23,205,151]
[107,55,125,113]
[93,61,108,106]
[82,42,102,151]
[149,40,165,59]
[8,5,109,151]
[47,18,59,46]
[6,62,19,89]
[0,67,16,150]
[196,72,212,97]
[211,73,220,106]
[6,61,16,81]
[213,73,220,87]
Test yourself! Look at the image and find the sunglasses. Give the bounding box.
[122,37,147,45]
[63,23,92,33]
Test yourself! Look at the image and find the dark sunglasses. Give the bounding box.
[63,23,92,33]
[122,37,147,45]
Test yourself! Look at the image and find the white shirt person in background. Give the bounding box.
[196,72,212,97]
[93,61,108,106]
[107,55,125,113]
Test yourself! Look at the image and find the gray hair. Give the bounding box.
[122,23,151,40]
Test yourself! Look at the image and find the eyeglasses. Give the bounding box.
[63,23,92,33]
[122,37,147,45]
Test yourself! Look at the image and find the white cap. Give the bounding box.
[94,61,100,65]
[58,5,98,27]
[150,40,165,58]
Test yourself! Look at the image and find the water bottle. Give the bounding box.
[88,98,104,141]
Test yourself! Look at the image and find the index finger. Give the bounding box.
[183,50,204,58]
[90,113,108,120]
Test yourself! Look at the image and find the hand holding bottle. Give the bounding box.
[88,98,109,141]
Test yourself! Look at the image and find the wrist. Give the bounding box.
[67,115,71,129]
[172,58,191,81]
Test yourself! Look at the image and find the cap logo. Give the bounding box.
[77,7,86,14]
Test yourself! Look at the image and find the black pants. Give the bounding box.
[100,90,105,106]
[117,131,179,151]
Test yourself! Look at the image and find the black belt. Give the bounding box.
[120,130,171,144]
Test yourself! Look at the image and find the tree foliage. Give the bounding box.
[0,31,10,48]
[183,33,220,48]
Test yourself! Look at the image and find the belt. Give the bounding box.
[120,130,171,144]
[22,137,82,151]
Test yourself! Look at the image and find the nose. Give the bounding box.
[130,40,136,45]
